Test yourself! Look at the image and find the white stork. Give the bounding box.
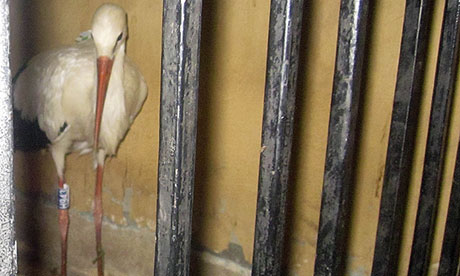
[13,4,147,276]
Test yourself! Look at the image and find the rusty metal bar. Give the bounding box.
[154,0,203,275]
[408,0,460,274]
[314,0,369,275]
[438,139,460,276]
[371,1,433,275]
[251,0,304,275]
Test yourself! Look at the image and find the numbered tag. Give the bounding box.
[58,184,70,210]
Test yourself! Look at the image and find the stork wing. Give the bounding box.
[123,56,147,123]
[13,41,96,143]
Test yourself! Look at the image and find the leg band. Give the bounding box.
[58,184,70,210]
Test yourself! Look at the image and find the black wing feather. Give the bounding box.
[13,108,50,151]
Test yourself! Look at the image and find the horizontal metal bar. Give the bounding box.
[154,0,203,275]
[314,0,370,275]
[408,0,460,274]
[251,0,304,275]
[371,1,433,275]
[438,139,460,276]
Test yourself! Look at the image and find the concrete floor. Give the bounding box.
[16,193,250,276]
[17,192,442,276]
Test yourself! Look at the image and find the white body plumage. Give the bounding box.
[13,4,147,178]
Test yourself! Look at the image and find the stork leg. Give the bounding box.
[94,163,105,276]
[50,143,70,276]
[58,177,69,276]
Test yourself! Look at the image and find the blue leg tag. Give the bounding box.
[58,184,70,210]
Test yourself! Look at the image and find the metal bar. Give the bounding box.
[154,0,202,275]
[371,1,433,275]
[0,1,17,275]
[314,0,369,275]
[408,0,460,274]
[251,0,304,275]
[438,140,460,276]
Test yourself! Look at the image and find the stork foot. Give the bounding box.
[94,232,104,276]
[58,209,69,276]
[93,207,104,276]
[94,164,105,276]
[93,249,105,276]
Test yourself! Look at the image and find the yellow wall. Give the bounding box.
[11,0,460,275]
[11,0,162,228]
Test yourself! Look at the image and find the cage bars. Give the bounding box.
[371,1,433,275]
[314,0,369,275]
[438,140,460,276]
[408,0,460,274]
[149,0,460,275]
[0,1,16,275]
[154,1,202,275]
[251,0,304,275]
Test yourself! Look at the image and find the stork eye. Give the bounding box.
[116,32,123,42]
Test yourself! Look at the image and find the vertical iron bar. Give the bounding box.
[154,1,202,275]
[0,1,16,275]
[438,140,460,276]
[251,0,304,275]
[408,0,460,274]
[314,0,369,275]
[371,1,433,275]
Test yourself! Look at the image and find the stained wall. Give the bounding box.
[10,0,460,275]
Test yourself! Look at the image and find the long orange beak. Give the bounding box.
[94,56,114,151]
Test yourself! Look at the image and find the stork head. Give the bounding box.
[91,3,127,151]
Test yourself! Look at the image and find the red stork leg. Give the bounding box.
[58,177,69,276]
[94,164,105,276]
